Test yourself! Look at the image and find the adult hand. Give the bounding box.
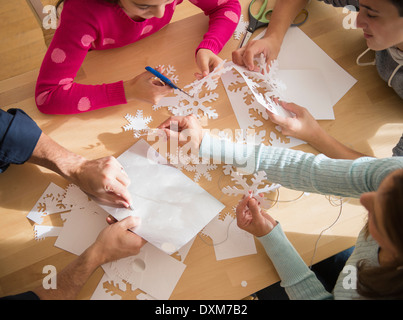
[236,194,277,237]
[90,216,146,265]
[71,156,133,208]
[232,37,281,71]
[124,67,173,104]
[195,49,222,79]
[267,100,323,144]
[157,114,204,150]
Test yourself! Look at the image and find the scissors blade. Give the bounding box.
[239,31,253,48]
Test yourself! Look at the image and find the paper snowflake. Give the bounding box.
[123,111,153,138]
[153,60,232,120]
[233,14,249,40]
[222,170,281,209]
[166,149,217,182]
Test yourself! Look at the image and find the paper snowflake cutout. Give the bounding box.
[233,14,249,40]
[153,60,232,120]
[156,65,178,84]
[123,111,153,138]
[222,170,281,209]
[166,149,217,182]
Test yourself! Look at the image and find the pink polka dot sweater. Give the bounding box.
[35,0,241,114]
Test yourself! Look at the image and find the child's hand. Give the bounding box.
[267,100,323,145]
[195,49,222,79]
[232,37,281,71]
[236,194,277,237]
[123,68,173,104]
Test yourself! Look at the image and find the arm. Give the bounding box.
[33,216,146,300]
[192,0,241,77]
[236,195,333,300]
[267,101,366,160]
[232,0,308,70]
[158,115,403,197]
[35,1,171,114]
[28,132,133,208]
[0,108,42,173]
[35,2,126,114]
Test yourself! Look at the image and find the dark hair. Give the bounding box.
[389,0,403,17]
[356,170,403,299]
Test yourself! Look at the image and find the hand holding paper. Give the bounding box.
[158,114,205,150]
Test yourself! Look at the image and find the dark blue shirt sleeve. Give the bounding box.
[0,108,42,173]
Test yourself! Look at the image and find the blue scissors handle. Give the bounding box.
[145,66,178,90]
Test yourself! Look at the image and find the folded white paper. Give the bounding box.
[100,139,225,254]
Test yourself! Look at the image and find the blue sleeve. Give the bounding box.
[0,108,42,173]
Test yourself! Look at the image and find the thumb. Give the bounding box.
[247,197,262,219]
[119,215,141,230]
[280,101,304,116]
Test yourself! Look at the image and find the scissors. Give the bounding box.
[239,0,309,48]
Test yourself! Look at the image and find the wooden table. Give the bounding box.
[0,0,402,300]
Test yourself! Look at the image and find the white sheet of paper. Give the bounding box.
[258,27,357,106]
[26,182,67,224]
[99,139,225,254]
[54,205,109,256]
[201,214,256,261]
[104,242,186,300]
[277,69,335,119]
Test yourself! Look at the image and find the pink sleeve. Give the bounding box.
[35,3,127,115]
[192,0,241,54]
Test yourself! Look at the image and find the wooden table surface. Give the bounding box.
[0,0,402,300]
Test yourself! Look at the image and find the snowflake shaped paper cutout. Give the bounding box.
[233,14,249,40]
[153,60,232,120]
[222,170,281,209]
[123,111,153,138]
[166,149,217,182]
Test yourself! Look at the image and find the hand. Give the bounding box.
[71,156,133,208]
[157,114,204,150]
[123,67,173,104]
[232,37,281,71]
[90,216,146,265]
[267,100,323,144]
[195,49,222,79]
[236,193,277,237]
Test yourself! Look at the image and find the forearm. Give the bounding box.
[263,0,308,45]
[199,132,403,197]
[28,132,85,183]
[33,245,100,300]
[195,0,241,54]
[258,224,333,300]
[309,126,367,160]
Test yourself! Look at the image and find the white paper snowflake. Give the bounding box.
[166,149,217,182]
[123,111,153,138]
[233,14,249,40]
[222,170,281,209]
[153,60,232,120]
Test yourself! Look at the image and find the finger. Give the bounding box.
[247,197,263,219]
[106,215,118,225]
[232,47,246,66]
[157,116,184,130]
[243,47,259,71]
[236,193,252,217]
[104,181,132,208]
[280,101,303,116]
[119,215,142,230]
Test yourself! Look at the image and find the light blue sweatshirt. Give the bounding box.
[199,133,403,299]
